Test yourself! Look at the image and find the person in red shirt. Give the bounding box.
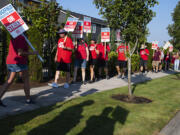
[72,38,89,85]
[48,29,74,88]
[0,35,38,107]
[140,44,149,74]
[89,39,99,83]
[96,42,110,79]
[116,43,128,79]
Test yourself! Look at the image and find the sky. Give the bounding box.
[57,0,179,46]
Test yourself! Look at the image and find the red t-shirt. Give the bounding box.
[89,44,97,59]
[97,43,110,61]
[75,43,88,60]
[117,45,128,61]
[6,35,28,65]
[57,37,74,63]
[140,49,149,60]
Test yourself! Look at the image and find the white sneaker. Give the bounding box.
[48,82,59,88]
[64,83,70,89]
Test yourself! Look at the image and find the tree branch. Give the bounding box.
[130,37,138,56]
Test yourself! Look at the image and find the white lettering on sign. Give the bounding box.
[7,18,24,32]
[7,15,15,23]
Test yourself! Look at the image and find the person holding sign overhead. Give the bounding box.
[48,29,74,88]
[0,35,38,107]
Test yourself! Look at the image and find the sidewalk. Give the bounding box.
[0,71,176,119]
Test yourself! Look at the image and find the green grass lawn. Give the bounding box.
[1,74,180,135]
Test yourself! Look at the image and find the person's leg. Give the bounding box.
[54,71,60,83]
[177,60,180,70]
[90,65,94,81]
[73,67,78,82]
[0,72,16,99]
[116,66,120,76]
[66,72,70,83]
[81,68,86,82]
[21,70,31,100]
[98,67,102,78]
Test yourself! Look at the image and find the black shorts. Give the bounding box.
[116,60,127,69]
[89,59,97,66]
[140,59,147,67]
[97,60,108,68]
[56,62,71,72]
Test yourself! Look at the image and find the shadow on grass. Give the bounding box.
[28,100,94,135]
[78,106,129,135]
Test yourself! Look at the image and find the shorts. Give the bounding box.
[74,59,87,68]
[116,60,127,69]
[97,60,108,68]
[89,59,97,66]
[56,62,71,72]
[152,61,160,67]
[140,59,147,67]
[7,64,28,72]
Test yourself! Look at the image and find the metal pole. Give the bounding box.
[22,34,44,62]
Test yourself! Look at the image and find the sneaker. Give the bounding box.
[89,80,93,84]
[117,75,121,79]
[82,81,87,85]
[64,83,70,89]
[121,75,125,79]
[48,82,59,88]
[0,100,6,107]
[106,75,110,80]
[26,99,35,104]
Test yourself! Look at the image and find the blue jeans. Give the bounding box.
[7,64,28,72]
[74,59,87,68]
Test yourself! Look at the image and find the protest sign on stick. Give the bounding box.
[64,17,78,32]
[0,2,44,62]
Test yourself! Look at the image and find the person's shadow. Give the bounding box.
[28,100,94,135]
[78,106,129,135]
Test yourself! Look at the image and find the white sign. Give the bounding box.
[101,28,110,42]
[152,41,158,50]
[0,4,29,38]
[84,16,91,33]
[116,29,121,41]
[64,17,78,32]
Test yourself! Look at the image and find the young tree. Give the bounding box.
[168,1,180,49]
[94,0,158,99]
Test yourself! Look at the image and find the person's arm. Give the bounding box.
[95,44,99,55]
[54,50,58,62]
[63,38,74,51]
[86,47,89,61]
[18,49,38,56]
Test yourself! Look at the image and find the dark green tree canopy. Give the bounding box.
[168,1,180,49]
[93,0,158,44]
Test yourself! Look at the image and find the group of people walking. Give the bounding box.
[0,28,179,107]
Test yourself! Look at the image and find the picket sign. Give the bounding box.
[152,41,158,50]
[64,17,78,32]
[169,44,173,52]
[0,3,44,62]
[72,21,84,39]
[83,16,91,33]
[101,28,110,42]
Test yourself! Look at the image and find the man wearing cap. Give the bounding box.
[140,44,149,74]
[48,29,74,88]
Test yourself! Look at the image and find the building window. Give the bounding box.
[92,24,96,34]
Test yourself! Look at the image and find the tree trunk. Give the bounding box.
[128,56,133,99]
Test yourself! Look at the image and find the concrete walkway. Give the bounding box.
[0,70,176,119]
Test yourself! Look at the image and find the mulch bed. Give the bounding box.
[112,94,152,104]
